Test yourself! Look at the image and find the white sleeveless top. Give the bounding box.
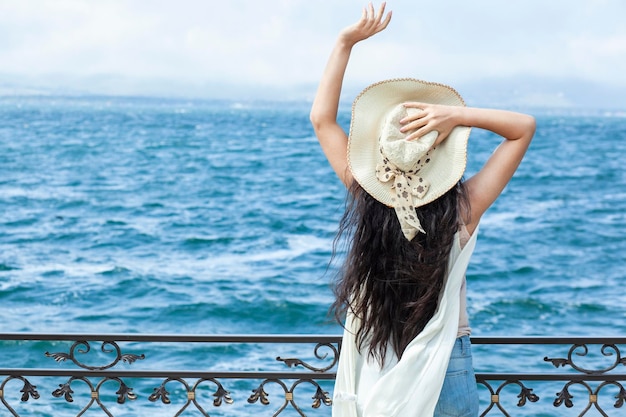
[333,226,479,417]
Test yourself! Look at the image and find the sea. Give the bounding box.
[0,95,625,416]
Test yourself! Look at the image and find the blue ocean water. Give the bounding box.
[1,95,625,416]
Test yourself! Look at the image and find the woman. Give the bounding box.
[310,3,535,417]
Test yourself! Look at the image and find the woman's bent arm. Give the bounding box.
[461,108,536,232]
[401,103,536,233]
[309,38,354,187]
[310,3,391,187]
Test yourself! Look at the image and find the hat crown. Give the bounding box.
[380,105,438,172]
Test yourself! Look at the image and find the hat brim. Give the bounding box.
[348,78,471,207]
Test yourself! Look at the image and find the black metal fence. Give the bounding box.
[1,333,625,416]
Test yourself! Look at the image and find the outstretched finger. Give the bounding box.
[357,3,375,31]
[368,3,391,33]
[400,117,429,134]
[357,2,374,20]
[375,2,386,22]
[399,108,427,126]
[360,5,367,21]
[406,126,436,141]
[367,2,376,20]
[404,102,428,110]
[377,3,392,25]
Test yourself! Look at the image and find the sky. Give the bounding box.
[1,0,625,108]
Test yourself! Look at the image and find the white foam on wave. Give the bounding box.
[479,198,564,230]
[0,185,85,201]
[107,233,335,282]
[3,260,120,281]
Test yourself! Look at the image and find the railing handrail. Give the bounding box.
[0,333,341,343]
[2,368,626,381]
[2,333,626,344]
[0,369,339,379]
[471,336,626,344]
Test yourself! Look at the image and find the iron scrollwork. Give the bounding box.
[148,377,233,416]
[544,342,626,416]
[0,376,40,417]
[553,380,626,416]
[248,378,332,416]
[544,343,626,374]
[276,342,339,373]
[45,340,145,370]
[478,380,539,417]
[50,376,136,416]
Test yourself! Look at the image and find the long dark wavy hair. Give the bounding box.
[330,179,470,365]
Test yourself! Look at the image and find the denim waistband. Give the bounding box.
[452,335,472,356]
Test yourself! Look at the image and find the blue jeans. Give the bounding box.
[433,335,479,417]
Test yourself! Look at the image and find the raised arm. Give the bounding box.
[309,2,392,187]
[401,103,536,234]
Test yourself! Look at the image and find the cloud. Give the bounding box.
[1,0,625,103]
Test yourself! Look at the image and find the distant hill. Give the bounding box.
[455,77,626,111]
[1,73,624,111]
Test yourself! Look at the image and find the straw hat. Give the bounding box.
[347,78,471,240]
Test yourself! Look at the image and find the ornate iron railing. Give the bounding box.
[0,334,625,416]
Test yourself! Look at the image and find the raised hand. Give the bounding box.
[338,2,392,47]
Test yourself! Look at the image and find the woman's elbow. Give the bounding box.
[309,111,321,130]
[517,114,536,142]
[309,111,333,134]
[524,115,536,137]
